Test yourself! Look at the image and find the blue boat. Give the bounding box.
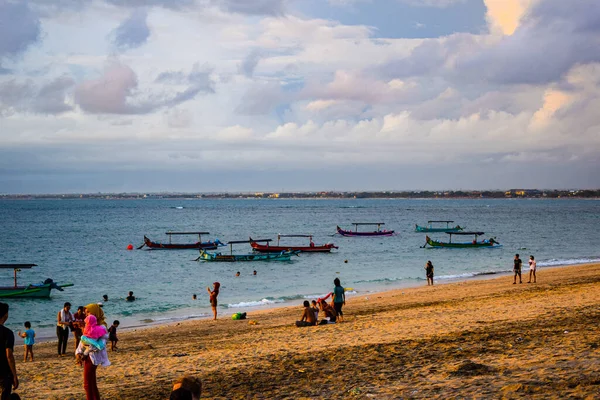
[415,220,463,233]
[196,239,299,262]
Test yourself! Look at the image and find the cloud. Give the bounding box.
[103,0,194,9]
[0,75,74,116]
[238,50,263,78]
[459,0,600,85]
[112,9,151,50]
[33,76,76,114]
[0,2,41,59]
[484,0,535,35]
[74,62,140,114]
[75,61,215,114]
[398,0,467,7]
[213,0,288,16]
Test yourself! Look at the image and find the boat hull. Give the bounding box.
[143,236,223,250]
[0,282,74,298]
[425,236,501,248]
[415,225,463,233]
[337,226,395,237]
[198,250,298,262]
[251,242,337,253]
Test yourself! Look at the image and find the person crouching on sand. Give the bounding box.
[318,299,337,324]
[528,255,537,283]
[171,375,202,400]
[295,301,317,327]
[207,282,220,320]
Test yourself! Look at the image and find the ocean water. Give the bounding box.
[1,198,599,339]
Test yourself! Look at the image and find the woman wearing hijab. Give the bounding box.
[78,303,110,400]
[207,282,220,320]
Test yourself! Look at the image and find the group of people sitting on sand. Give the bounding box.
[296,278,346,327]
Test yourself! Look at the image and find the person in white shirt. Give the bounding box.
[528,255,537,283]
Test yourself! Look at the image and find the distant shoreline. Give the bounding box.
[1,189,599,200]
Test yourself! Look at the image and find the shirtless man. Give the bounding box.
[295,301,317,327]
[318,300,337,324]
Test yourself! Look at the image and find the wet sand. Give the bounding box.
[14,263,600,399]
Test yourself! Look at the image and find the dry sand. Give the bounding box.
[14,264,600,399]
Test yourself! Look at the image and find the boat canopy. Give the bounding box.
[231,239,272,244]
[446,231,485,235]
[166,231,210,235]
[352,222,385,225]
[0,264,37,269]
[277,234,312,238]
[428,220,454,223]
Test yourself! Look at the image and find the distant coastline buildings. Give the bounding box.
[1,189,599,200]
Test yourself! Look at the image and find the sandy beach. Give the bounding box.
[13,263,600,399]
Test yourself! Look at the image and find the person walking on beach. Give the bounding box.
[425,261,434,286]
[207,282,220,320]
[77,303,110,400]
[332,278,346,322]
[0,303,18,399]
[513,254,523,284]
[108,320,120,351]
[528,255,537,283]
[17,322,35,362]
[295,301,317,327]
[56,302,73,356]
[72,306,86,352]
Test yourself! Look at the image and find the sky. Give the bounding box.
[0,0,599,194]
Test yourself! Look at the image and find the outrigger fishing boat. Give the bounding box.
[139,231,225,250]
[423,232,501,248]
[250,235,338,253]
[336,223,395,237]
[0,264,74,298]
[196,239,299,262]
[415,220,464,233]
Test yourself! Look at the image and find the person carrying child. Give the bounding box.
[17,322,35,362]
[107,320,119,351]
[76,303,110,400]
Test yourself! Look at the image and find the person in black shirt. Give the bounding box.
[126,291,135,302]
[513,254,523,284]
[0,302,18,399]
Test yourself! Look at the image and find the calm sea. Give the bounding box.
[1,198,599,339]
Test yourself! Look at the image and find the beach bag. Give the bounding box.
[232,312,247,320]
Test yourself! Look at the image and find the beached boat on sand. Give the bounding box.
[415,220,464,233]
[250,235,338,253]
[0,264,74,298]
[139,232,225,250]
[423,232,501,248]
[336,223,395,237]
[196,240,299,262]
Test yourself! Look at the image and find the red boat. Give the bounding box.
[336,223,395,237]
[139,232,225,250]
[250,235,338,253]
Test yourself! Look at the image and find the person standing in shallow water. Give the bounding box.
[425,261,434,286]
[207,282,220,320]
[513,254,523,284]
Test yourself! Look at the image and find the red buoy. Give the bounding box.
[127,244,134,250]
